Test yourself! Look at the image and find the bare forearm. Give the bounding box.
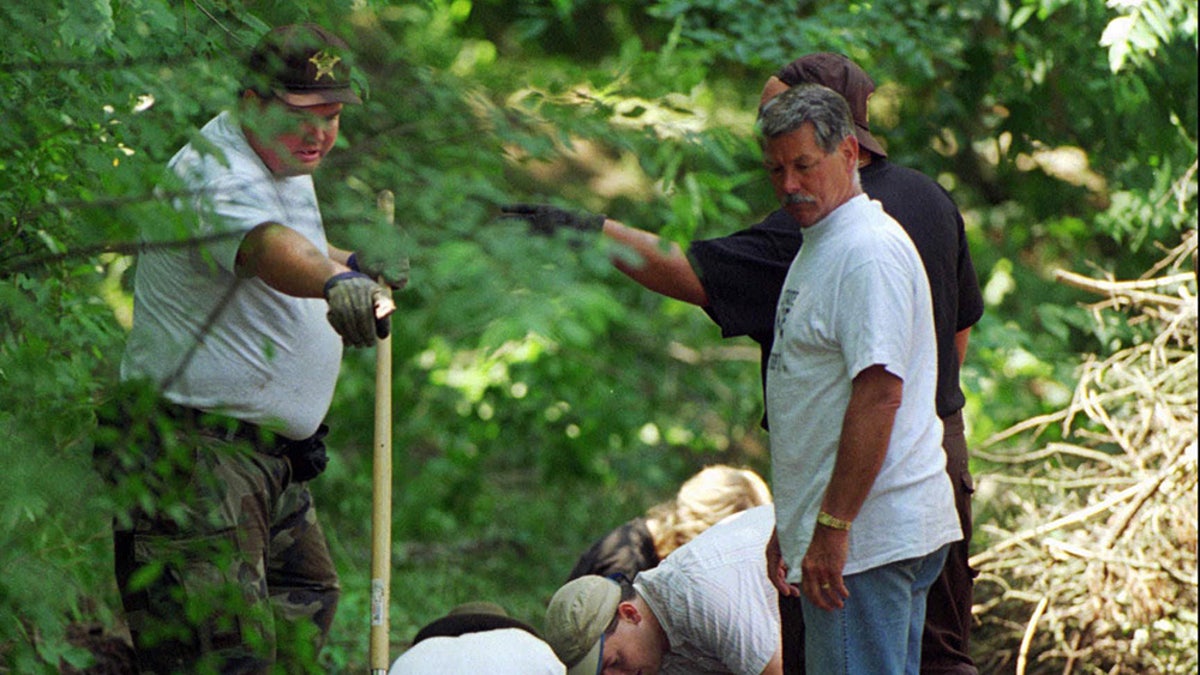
[955,327,971,367]
[236,223,347,298]
[328,245,353,267]
[603,220,709,306]
[821,365,902,522]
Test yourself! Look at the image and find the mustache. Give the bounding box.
[783,192,817,205]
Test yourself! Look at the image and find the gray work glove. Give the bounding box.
[498,203,606,237]
[323,271,391,348]
[348,251,410,291]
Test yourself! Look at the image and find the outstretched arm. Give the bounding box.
[237,222,348,297]
[603,220,708,306]
[499,203,709,306]
[236,222,392,347]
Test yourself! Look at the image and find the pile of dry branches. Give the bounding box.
[969,231,1197,675]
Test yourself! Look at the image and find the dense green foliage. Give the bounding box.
[1,0,1194,671]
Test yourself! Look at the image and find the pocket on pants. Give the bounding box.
[131,526,264,653]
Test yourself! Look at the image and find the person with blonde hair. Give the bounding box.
[567,465,771,581]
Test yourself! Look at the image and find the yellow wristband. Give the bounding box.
[817,511,852,531]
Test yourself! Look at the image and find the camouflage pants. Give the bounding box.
[112,430,340,674]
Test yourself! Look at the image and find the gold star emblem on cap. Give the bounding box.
[309,50,341,81]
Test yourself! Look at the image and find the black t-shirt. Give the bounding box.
[688,158,984,425]
[566,517,659,582]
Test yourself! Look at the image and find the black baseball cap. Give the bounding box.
[246,23,362,105]
[412,602,542,645]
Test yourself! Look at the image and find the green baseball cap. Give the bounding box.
[545,576,622,675]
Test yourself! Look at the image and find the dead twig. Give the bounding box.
[972,234,1198,674]
[1017,596,1050,675]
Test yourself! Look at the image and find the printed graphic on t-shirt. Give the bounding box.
[768,288,799,375]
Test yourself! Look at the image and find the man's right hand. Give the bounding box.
[499,203,605,236]
[766,527,801,598]
[799,527,850,611]
[323,272,393,348]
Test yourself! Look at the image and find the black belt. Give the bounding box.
[161,402,285,455]
[94,384,331,483]
[161,404,331,482]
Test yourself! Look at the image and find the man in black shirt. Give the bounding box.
[502,53,983,675]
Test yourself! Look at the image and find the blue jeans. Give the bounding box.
[802,545,950,675]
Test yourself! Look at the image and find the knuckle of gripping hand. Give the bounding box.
[326,273,377,344]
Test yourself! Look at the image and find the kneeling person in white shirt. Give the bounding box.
[546,505,783,675]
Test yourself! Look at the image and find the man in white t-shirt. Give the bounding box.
[545,505,783,675]
[758,83,961,674]
[105,24,406,672]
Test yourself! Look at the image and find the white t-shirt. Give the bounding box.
[635,505,780,675]
[121,111,342,440]
[766,195,960,579]
[388,628,566,675]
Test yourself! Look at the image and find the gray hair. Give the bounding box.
[757,83,856,154]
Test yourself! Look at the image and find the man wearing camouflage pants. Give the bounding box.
[107,23,402,672]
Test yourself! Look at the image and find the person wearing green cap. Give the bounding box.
[107,23,407,672]
[545,505,783,675]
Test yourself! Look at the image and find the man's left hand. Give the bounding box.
[800,527,850,610]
